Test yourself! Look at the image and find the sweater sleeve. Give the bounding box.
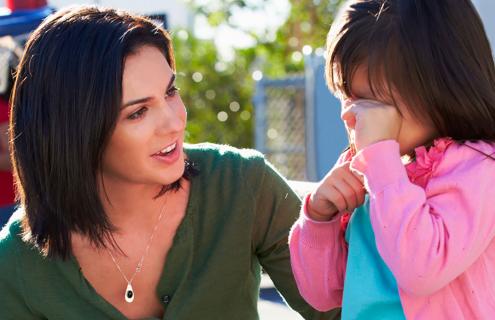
[251,159,340,320]
[0,224,41,319]
[288,195,348,312]
[350,140,495,296]
[287,149,353,311]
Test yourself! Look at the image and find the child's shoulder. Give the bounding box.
[443,139,495,164]
[408,138,495,185]
[434,138,495,176]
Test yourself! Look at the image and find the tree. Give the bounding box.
[172,30,255,147]
[174,0,345,147]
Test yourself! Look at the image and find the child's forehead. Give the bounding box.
[332,62,372,96]
[348,65,372,97]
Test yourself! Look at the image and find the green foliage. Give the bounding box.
[175,0,345,147]
[254,0,344,77]
[172,30,255,147]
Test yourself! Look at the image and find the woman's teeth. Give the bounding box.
[157,143,176,155]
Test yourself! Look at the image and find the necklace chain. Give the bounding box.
[107,197,168,302]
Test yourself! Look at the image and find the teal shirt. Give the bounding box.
[341,198,405,320]
[0,143,339,320]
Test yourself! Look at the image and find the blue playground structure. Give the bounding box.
[0,0,52,96]
[253,54,348,182]
[0,6,52,37]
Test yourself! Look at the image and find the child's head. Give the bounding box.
[326,0,495,142]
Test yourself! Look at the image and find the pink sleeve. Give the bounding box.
[289,194,348,311]
[350,140,495,296]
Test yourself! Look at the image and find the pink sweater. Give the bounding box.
[289,138,495,318]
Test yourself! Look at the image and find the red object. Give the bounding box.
[0,98,15,207]
[6,0,47,11]
[340,212,351,233]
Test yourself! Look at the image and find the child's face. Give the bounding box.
[344,65,436,156]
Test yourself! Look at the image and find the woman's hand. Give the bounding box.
[341,99,402,152]
[307,161,365,221]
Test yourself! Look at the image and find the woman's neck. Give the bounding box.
[98,178,168,232]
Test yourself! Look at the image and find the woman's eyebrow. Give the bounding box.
[121,97,153,109]
[121,74,176,109]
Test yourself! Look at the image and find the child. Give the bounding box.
[289,0,495,318]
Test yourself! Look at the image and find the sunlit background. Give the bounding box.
[5,0,493,182]
[2,0,495,318]
[1,0,353,182]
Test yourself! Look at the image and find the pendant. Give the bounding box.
[125,283,135,303]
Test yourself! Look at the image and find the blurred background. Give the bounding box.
[4,0,493,182]
[1,0,352,185]
[1,0,495,318]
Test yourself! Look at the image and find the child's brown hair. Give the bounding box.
[326,0,495,141]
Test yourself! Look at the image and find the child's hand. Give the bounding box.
[341,99,402,152]
[307,161,365,221]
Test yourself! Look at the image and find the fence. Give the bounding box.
[253,76,307,180]
[254,54,348,182]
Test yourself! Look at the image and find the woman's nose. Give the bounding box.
[157,101,186,134]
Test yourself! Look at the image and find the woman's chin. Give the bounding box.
[160,160,186,186]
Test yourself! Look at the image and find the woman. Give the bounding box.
[0,6,338,320]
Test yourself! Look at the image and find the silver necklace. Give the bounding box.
[107,198,167,303]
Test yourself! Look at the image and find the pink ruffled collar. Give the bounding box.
[405,137,454,188]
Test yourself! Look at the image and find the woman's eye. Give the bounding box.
[166,86,180,99]
[127,106,148,120]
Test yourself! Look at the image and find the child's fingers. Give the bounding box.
[324,185,347,213]
[342,168,364,192]
[331,178,358,211]
[329,162,363,210]
[308,161,365,219]
[342,171,366,208]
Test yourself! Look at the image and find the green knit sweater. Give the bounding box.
[0,143,339,320]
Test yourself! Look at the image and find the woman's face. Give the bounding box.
[101,45,187,188]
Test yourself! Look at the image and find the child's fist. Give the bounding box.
[341,99,402,152]
[307,161,365,221]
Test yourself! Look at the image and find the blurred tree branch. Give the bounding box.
[175,0,344,147]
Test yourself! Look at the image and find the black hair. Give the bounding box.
[327,0,495,141]
[10,6,197,258]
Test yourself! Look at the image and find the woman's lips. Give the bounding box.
[151,141,181,164]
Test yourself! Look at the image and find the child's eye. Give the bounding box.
[127,106,148,120]
[166,86,180,99]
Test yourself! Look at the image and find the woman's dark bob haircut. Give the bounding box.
[10,7,192,258]
[326,0,495,141]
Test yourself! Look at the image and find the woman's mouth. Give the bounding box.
[151,141,181,163]
[157,142,176,155]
